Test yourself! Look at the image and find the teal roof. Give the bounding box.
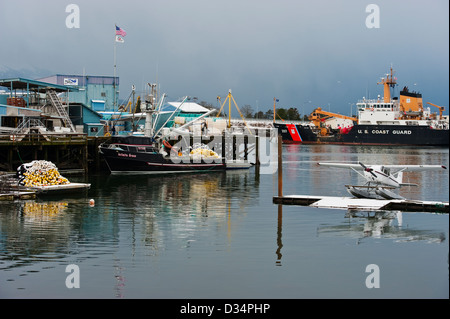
[0,103,41,112]
[0,77,78,92]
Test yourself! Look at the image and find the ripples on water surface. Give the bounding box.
[0,145,448,299]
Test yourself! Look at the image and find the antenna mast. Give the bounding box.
[377,67,397,103]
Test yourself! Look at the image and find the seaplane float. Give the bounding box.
[317,162,447,200]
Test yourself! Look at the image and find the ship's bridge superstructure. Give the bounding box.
[357,98,400,124]
[356,97,444,127]
[356,67,448,129]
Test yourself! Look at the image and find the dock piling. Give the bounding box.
[277,134,282,197]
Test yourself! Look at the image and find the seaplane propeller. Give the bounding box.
[359,162,377,178]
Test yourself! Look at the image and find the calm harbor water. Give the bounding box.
[0,144,448,299]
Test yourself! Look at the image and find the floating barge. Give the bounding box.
[1,182,90,200]
[273,195,449,213]
[11,182,91,196]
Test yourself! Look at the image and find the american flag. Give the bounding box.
[115,25,127,37]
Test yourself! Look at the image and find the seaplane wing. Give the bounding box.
[318,163,365,170]
[318,162,447,173]
[380,164,447,172]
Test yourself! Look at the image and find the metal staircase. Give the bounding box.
[12,118,46,135]
[46,90,76,132]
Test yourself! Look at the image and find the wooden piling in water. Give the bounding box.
[255,130,260,167]
[278,134,282,197]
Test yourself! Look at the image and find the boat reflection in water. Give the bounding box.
[317,210,446,244]
[21,201,68,223]
[86,169,262,261]
[274,205,446,267]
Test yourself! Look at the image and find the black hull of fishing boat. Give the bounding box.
[100,148,225,173]
[99,136,226,174]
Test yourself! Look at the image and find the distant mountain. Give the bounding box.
[0,65,54,80]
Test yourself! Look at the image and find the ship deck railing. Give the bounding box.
[357,98,398,104]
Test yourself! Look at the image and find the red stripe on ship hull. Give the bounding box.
[286,124,302,142]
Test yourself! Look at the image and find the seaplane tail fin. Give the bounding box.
[395,172,418,187]
[395,171,403,184]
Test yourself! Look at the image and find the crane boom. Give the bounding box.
[308,107,358,136]
[309,107,357,127]
[426,102,445,120]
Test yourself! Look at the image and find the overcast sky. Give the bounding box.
[1,0,448,116]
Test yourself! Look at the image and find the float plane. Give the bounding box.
[317,162,447,200]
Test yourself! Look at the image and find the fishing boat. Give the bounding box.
[99,94,228,174]
[99,135,226,174]
[98,91,258,174]
[275,67,449,146]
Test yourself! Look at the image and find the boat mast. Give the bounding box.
[377,67,397,103]
[144,83,158,137]
[228,90,232,128]
[215,90,253,134]
[215,90,233,128]
[273,97,277,122]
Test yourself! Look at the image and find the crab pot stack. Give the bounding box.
[189,143,220,159]
[17,160,70,187]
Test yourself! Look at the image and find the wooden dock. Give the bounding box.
[273,195,449,213]
[11,182,91,196]
[0,191,36,201]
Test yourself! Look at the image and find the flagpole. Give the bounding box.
[113,25,117,109]
[113,25,126,110]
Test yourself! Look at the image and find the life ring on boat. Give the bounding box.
[163,140,172,149]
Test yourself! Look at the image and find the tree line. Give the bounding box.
[198,100,307,121]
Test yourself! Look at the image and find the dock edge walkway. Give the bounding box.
[273,195,449,213]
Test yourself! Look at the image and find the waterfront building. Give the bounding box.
[0,77,77,132]
[0,77,103,135]
[37,74,119,111]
